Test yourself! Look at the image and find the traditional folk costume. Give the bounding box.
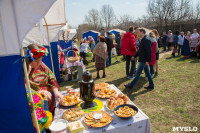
[93,42,107,70]
[26,87,52,132]
[191,33,199,48]
[182,36,191,57]
[29,47,61,113]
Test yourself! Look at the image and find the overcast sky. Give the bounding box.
[65,0,199,28]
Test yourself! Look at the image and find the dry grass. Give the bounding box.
[59,54,200,133]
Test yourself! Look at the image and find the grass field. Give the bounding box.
[59,53,200,133]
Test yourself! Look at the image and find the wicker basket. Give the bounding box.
[66,50,79,63]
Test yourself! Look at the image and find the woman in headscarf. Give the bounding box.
[26,44,63,114]
[93,36,107,78]
[148,32,157,76]
[182,31,192,58]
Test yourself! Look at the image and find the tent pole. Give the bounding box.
[20,46,40,133]
[43,17,55,74]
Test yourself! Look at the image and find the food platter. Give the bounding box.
[106,93,130,110]
[94,83,110,91]
[63,106,85,121]
[84,111,113,128]
[96,87,117,99]
[60,94,81,107]
[114,104,138,120]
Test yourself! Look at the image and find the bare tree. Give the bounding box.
[147,0,191,32]
[101,5,115,30]
[115,14,134,30]
[84,9,100,30]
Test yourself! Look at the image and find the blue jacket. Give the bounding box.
[162,35,168,44]
[173,35,179,44]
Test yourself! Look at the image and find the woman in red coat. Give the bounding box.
[149,32,157,76]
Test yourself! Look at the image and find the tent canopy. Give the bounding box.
[109,29,126,39]
[82,30,100,43]
[0,0,59,132]
[0,0,66,132]
[0,0,56,56]
[22,0,66,47]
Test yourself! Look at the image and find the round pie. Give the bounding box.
[84,111,113,128]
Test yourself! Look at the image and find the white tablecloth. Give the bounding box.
[54,84,151,133]
[63,59,86,74]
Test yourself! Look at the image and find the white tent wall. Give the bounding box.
[0,0,56,56]
[22,0,66,47]
[0,0,63,132]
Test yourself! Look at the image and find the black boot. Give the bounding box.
[102,72,106,78]
[96,73,100,79]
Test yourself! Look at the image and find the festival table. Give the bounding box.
[63,59,86,75]
[63,60,86,81]
[54,84,151,133]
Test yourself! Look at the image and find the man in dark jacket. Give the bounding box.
[116,33,121,55]
[106,32,113,66]
[124,28,154,90]
[121,27,137,79]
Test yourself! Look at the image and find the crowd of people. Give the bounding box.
[162,29,200,58]
[23,27,200,132]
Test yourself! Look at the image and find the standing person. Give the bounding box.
[124,28,154,90]
[178,32,185,56]
[80,39,90,65]
[162,32,168,52]
[88,36,96,62]
[133,27,141,73]
[172,31,179,57]
[93,36,107,78]
[72,37,79,56]
[57,44,71,68]
[191,29,199,57]
[111,33,119,63]
[106,32,113,66]
[181,31,192,58]
[197,34,200,59]
[167,30,173,51]
[152,29,160,77]
[116,33,122,56]
[121,27,137,79]
[88,36,96,52]
[148,32,157,76]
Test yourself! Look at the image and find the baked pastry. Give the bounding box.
[96,88,117,99]
[63,106,85,121]
[94,83,109,91]
[84,111,113,128]
[60,94,81,106]
[107,93,130,110]
[114,106,137,117]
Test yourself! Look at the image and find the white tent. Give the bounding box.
[0,0,65,132]
[52,24,77,42]
[109,29,126,34]
[22,0,66,47]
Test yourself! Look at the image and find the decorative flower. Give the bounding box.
[36,108,47,120]
[33,94,41,103]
